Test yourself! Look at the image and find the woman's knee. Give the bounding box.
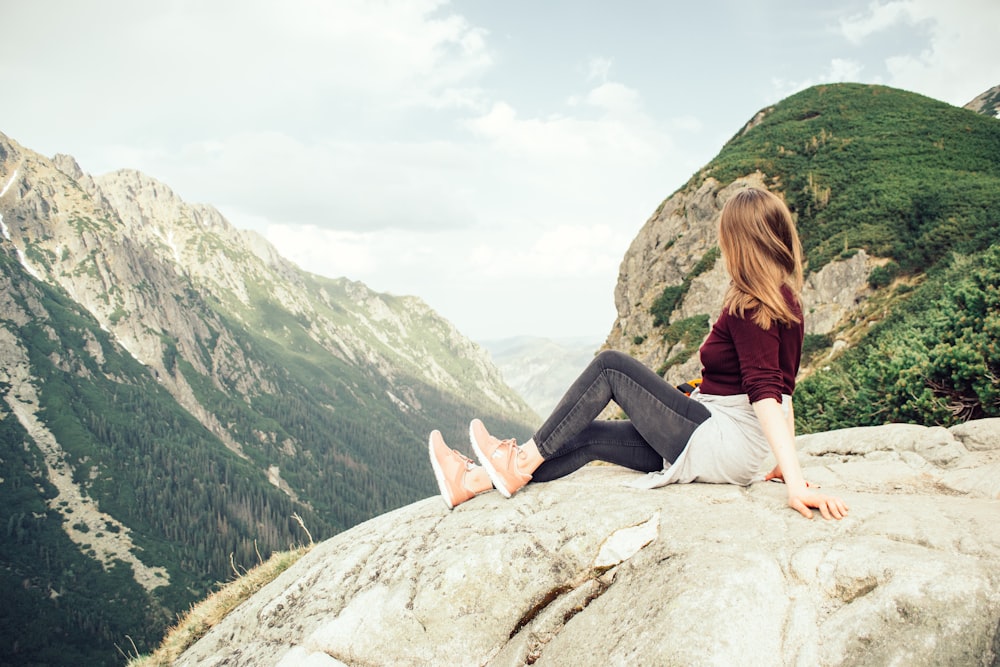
[594,349,629,369]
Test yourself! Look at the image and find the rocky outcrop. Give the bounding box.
[610,176,754,369]
[965,84,1000,119]
[177,418,1000,666]
[0,132,532,424]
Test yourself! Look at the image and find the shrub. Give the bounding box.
[796,247,1000,431]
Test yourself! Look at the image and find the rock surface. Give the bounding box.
[177,419,1000,666]
[964,84,1000,119]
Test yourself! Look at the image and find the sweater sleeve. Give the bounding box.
[727,313,785,404]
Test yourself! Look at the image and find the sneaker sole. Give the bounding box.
[427,432,457,509]
[469,420,513,498]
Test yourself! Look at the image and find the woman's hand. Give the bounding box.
[764,465,813,487]
[751,399,848,520]
[787,490,849,520]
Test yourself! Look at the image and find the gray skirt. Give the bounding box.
[625,391,791,489]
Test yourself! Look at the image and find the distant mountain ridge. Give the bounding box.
[0,132,536,664]
[481,336,601,418]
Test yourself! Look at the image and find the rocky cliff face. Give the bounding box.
[1,137,529,428]
[175,418,1000,666]
[965,84,1000,119]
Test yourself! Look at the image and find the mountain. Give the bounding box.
[965,84,1000,118]
[606,83,1000,432]
[480,336,601,418]
[0,132,536,664]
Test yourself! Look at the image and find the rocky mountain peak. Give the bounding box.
[51,153,85,181]
[964,83,1000,119]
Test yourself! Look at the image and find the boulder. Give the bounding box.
[176,419,1000,666]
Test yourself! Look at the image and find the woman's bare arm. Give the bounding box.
[752,398,848,520]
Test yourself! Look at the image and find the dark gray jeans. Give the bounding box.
[532,350,711,482]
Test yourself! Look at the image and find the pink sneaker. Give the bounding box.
[469,419,531,498]
[428,430,486,509]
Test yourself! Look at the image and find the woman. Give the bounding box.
[429,187,848,520]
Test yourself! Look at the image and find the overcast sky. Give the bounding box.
[2,1,997,342]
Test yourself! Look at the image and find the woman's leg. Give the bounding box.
[531,420,663,482]
[534,350,710,465]
[471,350,709,496]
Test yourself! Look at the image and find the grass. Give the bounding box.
[125,544,312,666]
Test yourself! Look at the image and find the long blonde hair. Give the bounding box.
[718,187,804,329]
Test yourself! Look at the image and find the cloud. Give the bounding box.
[827,58,866,82]
[469,81,669,166]
[259,223,378,278]
[771,58,868,101]
[259,220,623,340]
[586,57,614,83]
[839,1,918,43]
[0,0,495,167]
[838,0,1000,105]
[4,0,491,112]
[769,1,996,108]
[585,82,644,115]
[172,132,482,232]
[468,224,621,280]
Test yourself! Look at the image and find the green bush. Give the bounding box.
[656,314,710,375]
[797,247,1000,431]
[650,248,720,328]
[867,262,899,289]
[801,333,833,364]
[650,286,685,327]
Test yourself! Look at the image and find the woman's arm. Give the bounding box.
[752,398,848,520]
[763,399,810,485]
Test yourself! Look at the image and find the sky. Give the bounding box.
[2,1,997,343]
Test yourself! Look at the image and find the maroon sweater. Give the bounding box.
[698,288,804,404]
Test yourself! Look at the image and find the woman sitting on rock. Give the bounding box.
[429,186,848,520]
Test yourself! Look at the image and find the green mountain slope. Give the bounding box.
[612,83,999,433]
[0,135,537,665]
[702,83,1000,273]
[796,245,1000,430]
[0,247,307,659]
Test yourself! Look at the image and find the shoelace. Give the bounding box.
[452,449,477,470]
[494,438,524,461]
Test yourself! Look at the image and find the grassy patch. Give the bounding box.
[127,545,312,666]
[650,247,720,327]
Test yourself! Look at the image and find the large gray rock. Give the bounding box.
[177,420,1000,666]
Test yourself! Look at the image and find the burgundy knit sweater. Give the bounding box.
[698,287,804,404]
